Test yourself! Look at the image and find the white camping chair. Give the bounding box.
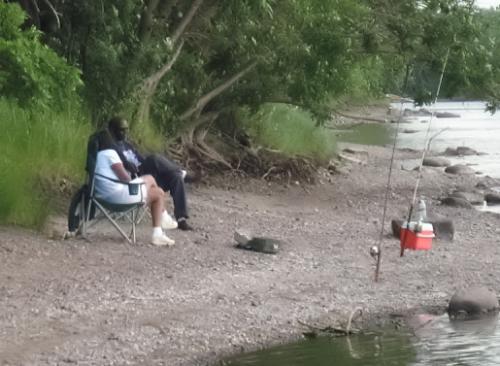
[67,131,147,244]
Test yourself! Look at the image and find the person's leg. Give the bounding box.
[140,154,192,229]
[143,176,175,246]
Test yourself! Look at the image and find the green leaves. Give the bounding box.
[0,2,81,110]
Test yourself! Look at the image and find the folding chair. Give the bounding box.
[67,131,147,244]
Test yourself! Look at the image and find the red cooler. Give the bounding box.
[400,221,434,250]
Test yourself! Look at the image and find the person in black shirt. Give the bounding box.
[107,116,194,231]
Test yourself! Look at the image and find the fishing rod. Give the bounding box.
[374,47,450,282]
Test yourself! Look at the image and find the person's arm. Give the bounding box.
[126,141,145,164]
[110,163,132,183]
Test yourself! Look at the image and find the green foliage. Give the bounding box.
[0,2,82,109]
[0,99,90,228]
[243,104,336,164]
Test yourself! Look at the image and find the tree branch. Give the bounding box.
[171,0,204,44]
[180,61,258,121]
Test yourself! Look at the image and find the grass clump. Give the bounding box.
[0,99,91,228]
[244,103,336,164]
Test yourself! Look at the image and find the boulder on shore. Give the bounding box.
[435,111,460,118]
[443,146,479,156]
[484,193,500,205]
[444,164,475,175]
[448,286,499,319]
[423,157,451,167]
[440,196,473,209]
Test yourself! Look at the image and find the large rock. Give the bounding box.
[435,111,460,118]
[485,193,500,205]
[440,196,473,208]
[444,164,475,175]
[443,146,479,156]
[449,191,484,205]
[391,219,454,241]
[448,286,499,319]
[423,157,451,167]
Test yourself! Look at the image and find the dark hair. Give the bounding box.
[97,130,116,151]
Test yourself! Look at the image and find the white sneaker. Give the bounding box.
[161,212,178,230]
[151,233,175,247]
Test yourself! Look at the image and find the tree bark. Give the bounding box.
[138,0,161,43]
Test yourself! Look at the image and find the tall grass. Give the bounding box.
[244,103,336,164]
[0,99,91,228]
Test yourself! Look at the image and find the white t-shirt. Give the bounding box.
[94,149,147,204]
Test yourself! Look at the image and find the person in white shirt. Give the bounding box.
[94,131,177,246]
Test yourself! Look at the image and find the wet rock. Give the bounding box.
[485,193,500,205]
[440,196,473,209]
[444,164,475,175]
[435,111,460,118]
[391,219,454,241]
[403,108,432,117]
[423,157,451,167]
[443,146,479,156]
[448,286,499,319]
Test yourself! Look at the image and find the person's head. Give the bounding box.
[108,116,129,142]
[98,130,116,151]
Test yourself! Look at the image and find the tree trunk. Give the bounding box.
[138,0,161,43]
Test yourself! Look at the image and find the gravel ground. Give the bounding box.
[1,139,499,366]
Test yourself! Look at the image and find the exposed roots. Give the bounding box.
[169,131,322,184]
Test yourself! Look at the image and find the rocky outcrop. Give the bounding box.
[423,157,451,167]
[448,286,499,319]
[444,164,475,175]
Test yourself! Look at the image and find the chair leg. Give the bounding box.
[93,200,133,245]
[131,210,137,245]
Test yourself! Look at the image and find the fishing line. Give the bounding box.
[374,48,450,282]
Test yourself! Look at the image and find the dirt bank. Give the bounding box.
[1,135,500,365]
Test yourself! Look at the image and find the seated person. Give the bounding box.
[94,131,177,246]
[107,116,194,231]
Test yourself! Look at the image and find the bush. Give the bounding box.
[0,99,90,228]
[243,103,336,164]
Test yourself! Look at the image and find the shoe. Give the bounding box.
[162,212,178,230]
[183,171,201,184]
[151,233,175,246]
[177,219,193,231]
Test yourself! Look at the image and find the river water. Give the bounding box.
[222,314,500,366]
[392,101,500,180]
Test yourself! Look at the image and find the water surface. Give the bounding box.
[223,314,500,366]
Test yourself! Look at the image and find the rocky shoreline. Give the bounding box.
[1,119,500,365]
